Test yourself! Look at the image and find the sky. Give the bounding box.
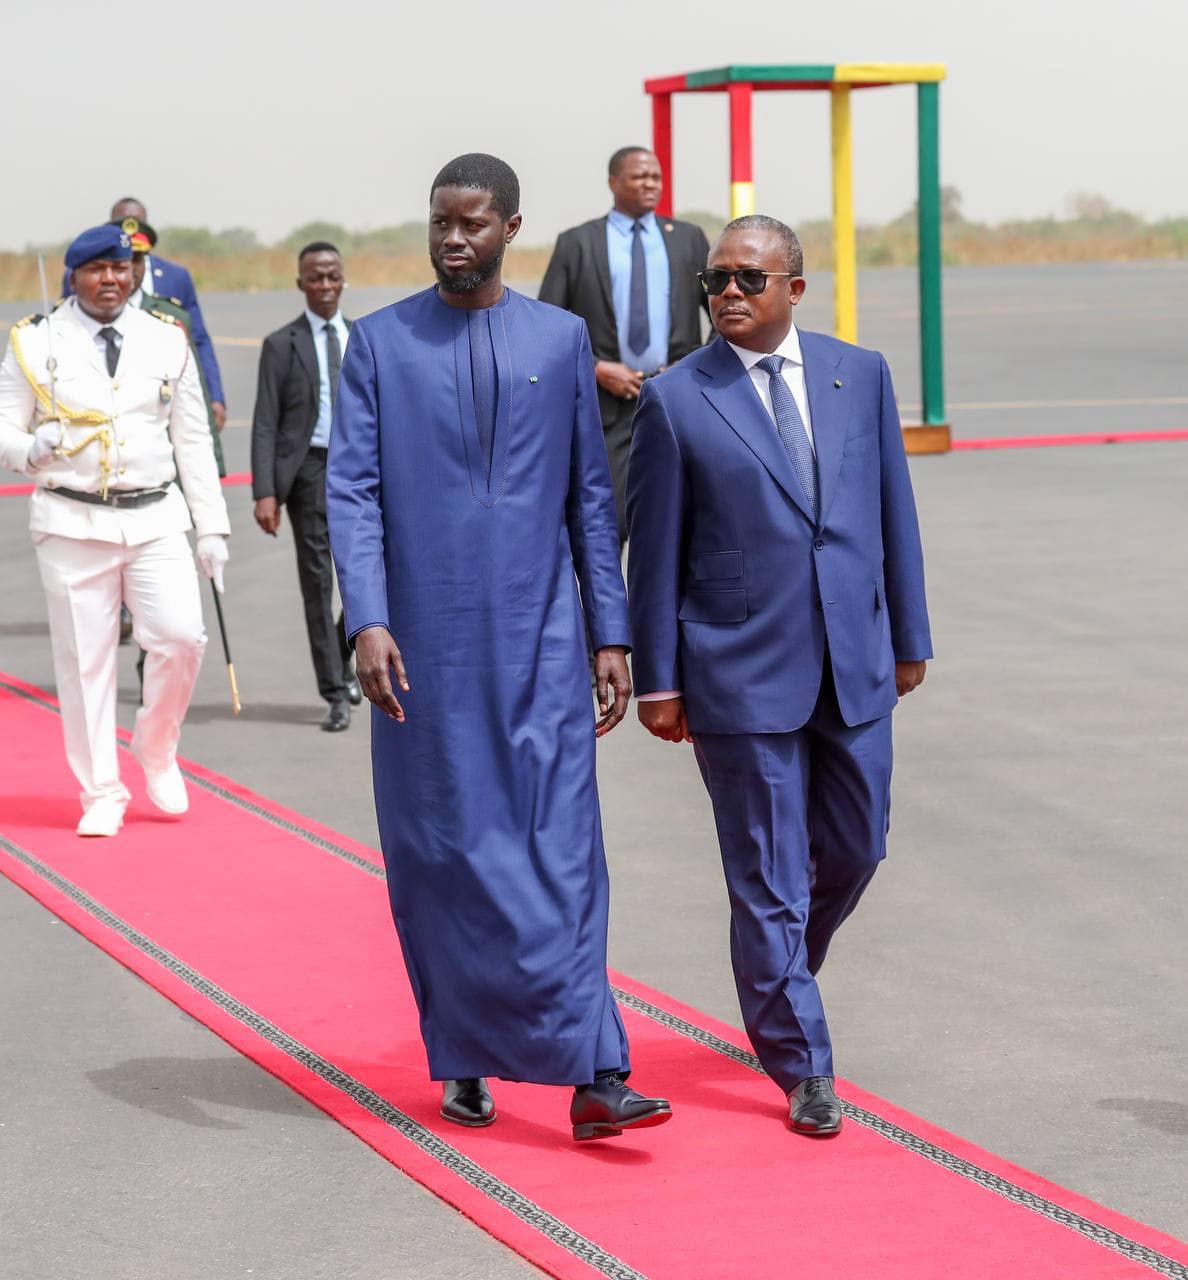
[5,0,1187,250]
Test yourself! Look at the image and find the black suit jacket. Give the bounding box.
[251,313,351,503]
[538,215,710,422]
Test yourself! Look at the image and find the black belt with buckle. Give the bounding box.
[51,484,173,509]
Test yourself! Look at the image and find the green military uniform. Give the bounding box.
[140,293,226,477]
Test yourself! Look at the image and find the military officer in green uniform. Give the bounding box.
[127,220,225,476]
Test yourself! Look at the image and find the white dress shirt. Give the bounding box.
[727,323,814,452]
[305,307,349,448]
[73,299,130,366]
[637,323,814,704]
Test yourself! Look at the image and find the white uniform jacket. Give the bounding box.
[0,299,230,544]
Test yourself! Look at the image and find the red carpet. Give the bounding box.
[2,670,1186,1280]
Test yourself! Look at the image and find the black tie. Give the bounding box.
[98,326,120,377]
[325,322,342,408]
[627,220,650,356]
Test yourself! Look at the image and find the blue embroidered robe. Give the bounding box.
[327,286,632,1084]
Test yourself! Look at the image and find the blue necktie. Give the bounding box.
[757,355,818,520]
[467,310,497,486]
[627,220,649,356]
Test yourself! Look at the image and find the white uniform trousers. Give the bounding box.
[34,532,207,810]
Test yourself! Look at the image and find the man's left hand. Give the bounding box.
[594,646,631,737]
[896,660,927,697]
[211,402,227,431]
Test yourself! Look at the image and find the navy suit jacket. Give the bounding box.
[63,254,224,405]
[626,330,932,734]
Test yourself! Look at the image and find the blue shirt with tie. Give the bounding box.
[305,307,349,447]
[606,209,670,373]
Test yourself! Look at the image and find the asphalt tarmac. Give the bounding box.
[1,263,1186,1278]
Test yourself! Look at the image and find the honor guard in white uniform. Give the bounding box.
[0,224,231,837]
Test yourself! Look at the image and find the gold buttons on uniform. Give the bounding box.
[119,468,126,475]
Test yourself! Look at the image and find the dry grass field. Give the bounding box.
[3,193,1185,300]
[0,246,556,302]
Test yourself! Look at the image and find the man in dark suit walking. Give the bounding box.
[538,147,710,543]
[251,241,358,731]
[627,215,931,1139]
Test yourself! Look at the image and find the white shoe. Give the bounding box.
[141,760,189,815]
[131,738,189,815]
[77,797,126,838]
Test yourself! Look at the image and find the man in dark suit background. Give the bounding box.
[538,147,710,543]
[251,241,357,731]
[627,215,931,1139]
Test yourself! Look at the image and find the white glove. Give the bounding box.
[28,421,62,469]
[196,534,230,594]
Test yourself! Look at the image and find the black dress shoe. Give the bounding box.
[570,1073,672,1140]
[440,1078,496,1127]
[788,1076,843,1137]
[345,676,363,706]
[321,699,351,732]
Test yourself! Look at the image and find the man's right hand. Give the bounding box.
[638,696,692,743]
[254,497,282,536]
[355,625,410,723]
[27,421,62,469]
[595,361,645,401]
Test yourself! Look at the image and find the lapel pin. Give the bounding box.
[664,223,674,233]
[529,375,539,384]
[834,378,843,389]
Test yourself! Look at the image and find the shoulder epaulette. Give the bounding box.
[168,297,183,307]
[148,308,179,326]
[14,313,45,328]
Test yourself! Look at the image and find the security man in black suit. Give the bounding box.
[538,146,710,544]
[250,241,358,731]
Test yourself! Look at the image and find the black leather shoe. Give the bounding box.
[345,676,363,706]
[570,1073,672,1140]
[440,1078,496,1127]
[321,699,351,732]
[788,1076,843,1137]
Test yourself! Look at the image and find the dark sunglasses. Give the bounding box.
[698,268,797,296]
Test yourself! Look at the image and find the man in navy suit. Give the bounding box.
[626,214,931,1138]
[538,147,710,544]
[64,198,226,429]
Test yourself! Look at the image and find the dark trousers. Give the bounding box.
[601,396,636,548]
[693,662,892,1093]
[287,447,350,702]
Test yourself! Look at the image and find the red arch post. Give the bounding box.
[652,92,674,218]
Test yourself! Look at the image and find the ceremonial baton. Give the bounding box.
[210,582,241,716]
[35,255,60,428]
